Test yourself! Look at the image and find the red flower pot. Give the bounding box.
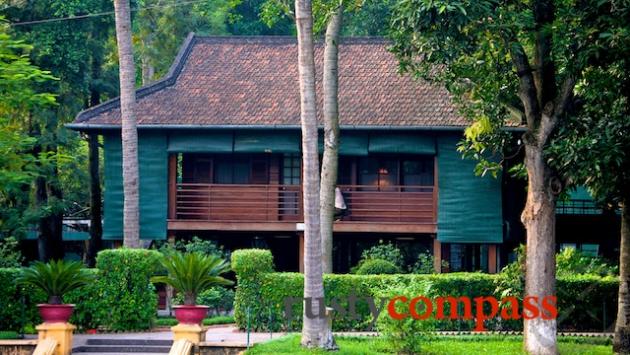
[173,305,209,325]
[37,304,75,323]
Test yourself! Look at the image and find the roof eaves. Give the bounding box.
[74,32,197,123]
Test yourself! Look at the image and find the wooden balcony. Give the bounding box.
[169,183,437,234]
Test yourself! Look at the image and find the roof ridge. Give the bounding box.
[75,32,197,122]
[194,35,390,44]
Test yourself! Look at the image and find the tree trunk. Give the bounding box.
[114,0,141,248]
[320,7,343,275]
[614,201,630,354]
[86,133,103,267]
[295,0,326,348]
[522,144,557,355]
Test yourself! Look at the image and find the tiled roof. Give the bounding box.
[73,35,467,128]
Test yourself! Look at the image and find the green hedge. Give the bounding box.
[232,250,618,332]
[0,248,162,332]
[96,248,162,331]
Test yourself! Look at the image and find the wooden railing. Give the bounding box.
[175,183,436,224]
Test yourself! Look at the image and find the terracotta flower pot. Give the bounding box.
[37,304,75,323]
[173,305,209,325]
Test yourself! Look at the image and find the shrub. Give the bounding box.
[96,248,162,331]
[231,250,618,332]
[411,251,449,274]
[0,268,44,331]
[0,237,23,268]
[556,248,617,277]
[65,269,104,330]
[231,249,274,329]
[355,259,401,275]
[375,281,435,354]
[360,241,404,268]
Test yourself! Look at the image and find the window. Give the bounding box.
[402,159,434,186]
[358,157,398,189]
[581,244,599,257]
[282,154,301,185]
[448,243,489,272]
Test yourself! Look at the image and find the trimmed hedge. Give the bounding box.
[0,248,162,332]
[231,249,274,329]
[96,249,162,331]
[232,249,619,332]
[355,259,401,275]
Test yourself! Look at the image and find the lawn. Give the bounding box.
[244,334,612,355]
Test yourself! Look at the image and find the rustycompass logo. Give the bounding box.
[284,293,557,331]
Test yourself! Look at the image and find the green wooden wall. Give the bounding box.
[436,134,503,243]
[102,132,168,240]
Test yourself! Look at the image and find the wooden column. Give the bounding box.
[488,244,498,274]
[433,238,442,273]
[298,232,304,273]
[168,154,177,220]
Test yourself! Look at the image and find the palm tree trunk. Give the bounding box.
[614,200,630,353]
[320,7,343,274]
[114,0,140,248]
[295,0,325,348]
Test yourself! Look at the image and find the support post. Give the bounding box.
[433,238,442,273]
[488,244,498,274]
[168,154,177,220]
[298,232,304,273]
[36,323,75,355]
[171,324,206,344]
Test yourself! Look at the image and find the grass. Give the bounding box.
[154,315,235,327]
[0,331,19,339]
[244,334,612,355]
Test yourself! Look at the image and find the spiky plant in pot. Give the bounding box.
[151,252,232,324]
[19,260,94,323]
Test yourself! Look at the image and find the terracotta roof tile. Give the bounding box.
[74,36,467,128]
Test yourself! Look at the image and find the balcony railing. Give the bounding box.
[175,183,436,224]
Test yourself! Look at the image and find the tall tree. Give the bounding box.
[294,0,326,347]
[390,1,623,353]
[114,0,140,248]
[319,4,342,274]
[549,61,630,351]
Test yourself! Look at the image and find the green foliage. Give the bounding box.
[152,251,232,305]
[548,62,630,207]
[232,249,617,332]
[155,315,235,327]
[0,330,19,339]
[0,237,23,267]
[556,248,617,277]
[162,236,228,259]
[360,241,404,268]
[64,268,103,330]
[231,249,274,329]
[412,251,449,274]
[375,281,435,354]
[355,259,401,275]
[173,286,235,314]
[0,268,44,332]
[18,260,94,304]
[96,248,161,331]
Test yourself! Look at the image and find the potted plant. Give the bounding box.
[152,252,232,325]
[19,260,94,323]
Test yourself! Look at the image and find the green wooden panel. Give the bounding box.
[102,132,168,240]
[168,132,233,152]
[369,133,436,154]
[103,134,123,240]
[437,134,503,243]
[139,132,168,240]
[234,131,300,153]
[319,132,369,155]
